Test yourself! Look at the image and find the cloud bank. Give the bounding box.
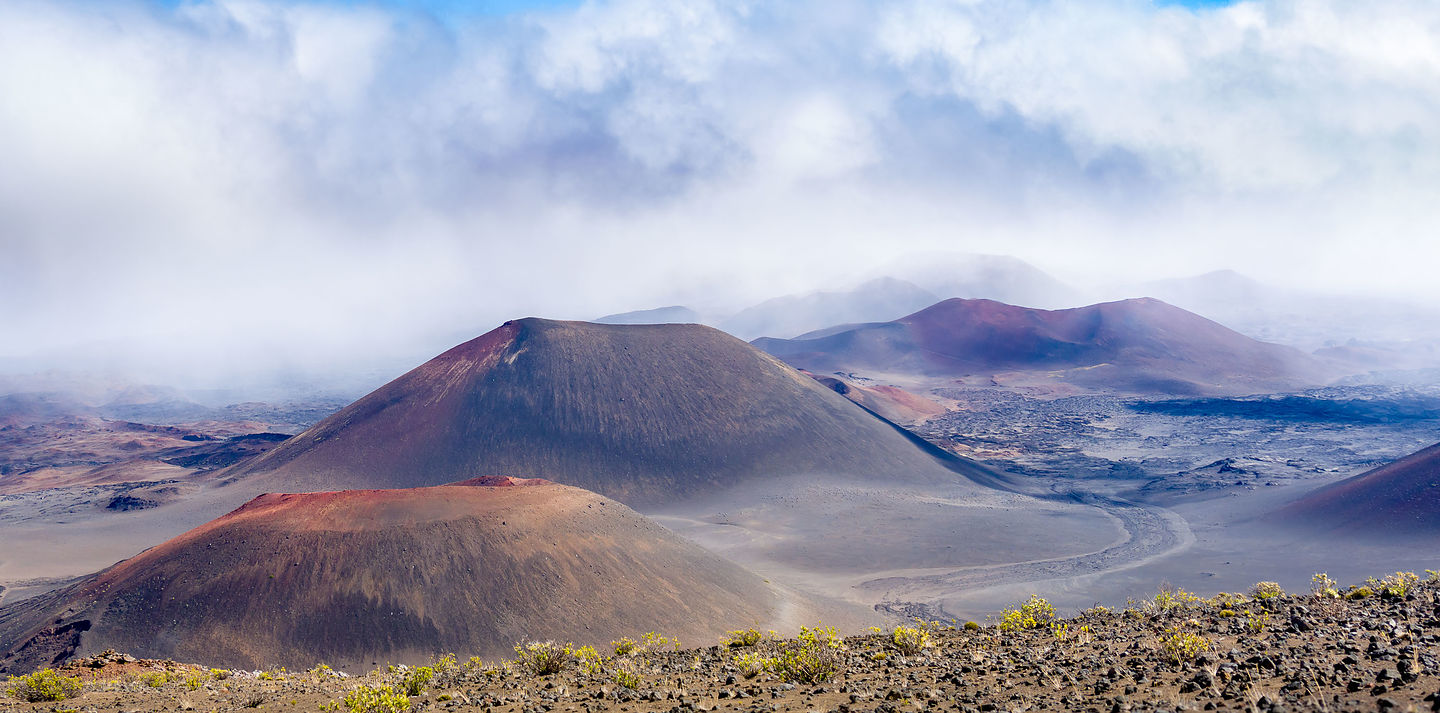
[2,0,1438,384]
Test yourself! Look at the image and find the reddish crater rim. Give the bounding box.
[448,475,552,487]
[901,296,1174,325]
[222,477,556,517]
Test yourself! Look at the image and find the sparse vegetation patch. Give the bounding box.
[513,641,572,676]
[997,594,1055,631]
[1158,630,1210,663]
[1250,581,1284,600]
[723,628,763,648]
[889,623,931,655]
[5,669,83,702]
[341,684,408,713]
[5,572,1439,713]
[766,625,844,683]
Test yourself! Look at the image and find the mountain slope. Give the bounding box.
[594,305,704,326]
[0,477,783,672]
[884,253,1086,310]
[719,278,940,340]
[1274,442,1440,538]
[755,298,1328,394]
[226,319,995,505]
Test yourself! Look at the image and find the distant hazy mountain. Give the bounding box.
[97,384,218,423]
[756,297,1330,395]
[595,254,1082,341]
[882,253,1088,310]
[594,305,703,325]
[0,392,92,427]
[719,278,940,340]
[1133,270,1440,357]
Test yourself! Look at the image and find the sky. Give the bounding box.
[3,0,1440,389]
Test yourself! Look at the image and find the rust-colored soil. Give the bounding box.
[0,480,784,672]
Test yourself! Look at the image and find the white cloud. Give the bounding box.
[2,0,1440,383]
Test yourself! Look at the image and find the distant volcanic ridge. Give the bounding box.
[222,318,1000,506]
[1273,442,1440,538]
[0,478,781,673]
[755,297,1327,394]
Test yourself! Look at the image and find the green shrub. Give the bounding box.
[1159,631,1210,664]
[724,628,763,648]
[997,595,1056,631]
[613,666,642,690]
[572,646,605,676]
[1246,612,1270,634]
[767,626,844,683]
[1310,573,1340,599]
[733,652,766,679]
[514,641,572,676]
[612,632,678,657]
[1371,572,1419,598]
[5,669,83,702]
[1208,592,1246,608]
[138,670,171,688]
[963,621,981,631]
[1250,581,1284,600]
[890,625,931,655]
[398,666,432,696]
[1345,586,1373,600]
[1152,585,1203,613]
[428,654,462,688]
[343,685,409,713]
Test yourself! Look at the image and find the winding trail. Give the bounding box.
[866,491,1194,619]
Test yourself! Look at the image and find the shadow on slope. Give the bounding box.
[1271,442,1440,539]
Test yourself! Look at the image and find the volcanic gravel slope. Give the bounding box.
[755,297,1327,395]
[1275,441,1440,538]
[4,579,1438,712]
[0,477,781,672]
[224,318,998,506]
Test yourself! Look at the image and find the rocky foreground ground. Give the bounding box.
[4,576,1438,713]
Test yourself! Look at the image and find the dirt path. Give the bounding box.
[864,491,1194,620]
